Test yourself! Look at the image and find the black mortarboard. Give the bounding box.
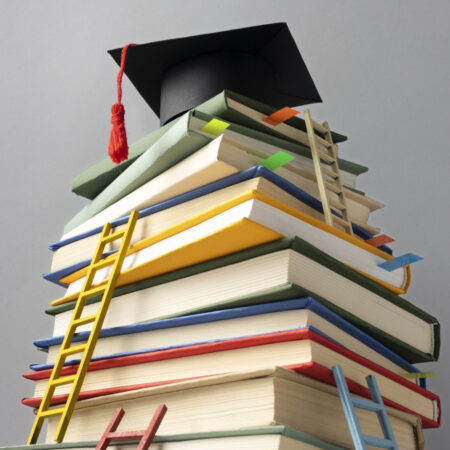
[108,22,322,126]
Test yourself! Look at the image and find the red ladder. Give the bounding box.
[96,404,167,450]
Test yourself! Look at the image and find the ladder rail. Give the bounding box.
[366,374,398,446]
[324,120,353,235]
[27,211,139,444]
[303,110,354,236]
[28,221,116,443]
[332,365,399,450]
[331,365,366,450]
[303,109,334,226]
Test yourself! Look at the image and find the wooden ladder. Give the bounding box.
[303,109,354,236]
[27,210,139,444]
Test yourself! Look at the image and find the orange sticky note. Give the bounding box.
[365,234,395,248]
[263,107,299,126]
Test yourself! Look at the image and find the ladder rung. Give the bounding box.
[321,165,338,179]
[310,119,328,134]
[325,180,342,194]
[71,314,98,329]
[106,430,145,441]
[314,134,333,149]
[61,344,87,357]
[39,408,65,418]
[352,397,383,412]
[362,434,396,448]
[50,375,77,388]
[329,197,346,211]
[91,257,116,272]
[101,230,125,244]
[80,285,106,300]
[316,148,335,164]
[331,215,352,229]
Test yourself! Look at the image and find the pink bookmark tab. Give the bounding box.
[263,107,300,126]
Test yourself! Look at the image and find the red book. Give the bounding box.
[23,329,440,428]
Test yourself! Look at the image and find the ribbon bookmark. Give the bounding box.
[260,151,295,171]
[365,234,395,248]
[263,106,300,126]
[378,253,423,272]
[200,118,230,136]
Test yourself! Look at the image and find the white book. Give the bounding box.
[42,301,415,378]
[62,197,405,297]
[61,134,382,241]
[42,368,423,449]
[50,248,435,361]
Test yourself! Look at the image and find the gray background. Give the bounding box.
[0,0,449,446]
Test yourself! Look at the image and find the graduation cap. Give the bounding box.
[106,23,322,164]
[109,22,322,127]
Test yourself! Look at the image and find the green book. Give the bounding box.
[65,110,366,235]
[71,89,366,201]
[71,116,180,199]
[46,236,439,364]
[0,426,345,450]
[64,113,210,233]
[196,89,348,144]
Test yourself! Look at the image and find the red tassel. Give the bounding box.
[108,43,136,164]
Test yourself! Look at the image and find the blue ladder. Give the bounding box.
[332,365,399,450]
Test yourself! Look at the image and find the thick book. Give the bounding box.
[56,193,408,297]
[33,298,425,387]
[71,117,180,200]
[24,330,441,427]
[65,107,367,234]
[48,152,383,275]
[0,426,349,450]
[45,237,439,364]
[71,89,364,200]
[59,133,382,246]
[29,368,424,448]
[195,89,350,147]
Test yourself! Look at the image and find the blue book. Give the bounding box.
[32,297,424,388]
[44,166,390,286]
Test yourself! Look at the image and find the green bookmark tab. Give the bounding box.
[260,151,295,171]
[400,372,438,380]
[200,118,230,136]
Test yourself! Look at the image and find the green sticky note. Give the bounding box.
[400,372,438,379]
[200,118,230,136]
[260,151,295,171]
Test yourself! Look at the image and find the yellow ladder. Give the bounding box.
[27,210,139,444]
[303,109,354,236]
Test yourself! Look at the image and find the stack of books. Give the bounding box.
[17,87,440,449]
[3,23,441,450]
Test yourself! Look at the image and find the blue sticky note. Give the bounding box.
[378,253,423,272]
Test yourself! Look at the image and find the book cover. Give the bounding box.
[45,236,439,363]
[71,89,365,200]
[23,328,440,427]
[33,297,425,386]
[55,193,408,298]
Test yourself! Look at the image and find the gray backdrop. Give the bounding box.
[1,0,449,446]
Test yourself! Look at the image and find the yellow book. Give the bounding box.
[52,192,409,307]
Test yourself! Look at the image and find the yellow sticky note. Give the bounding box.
[200,118,230,136]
